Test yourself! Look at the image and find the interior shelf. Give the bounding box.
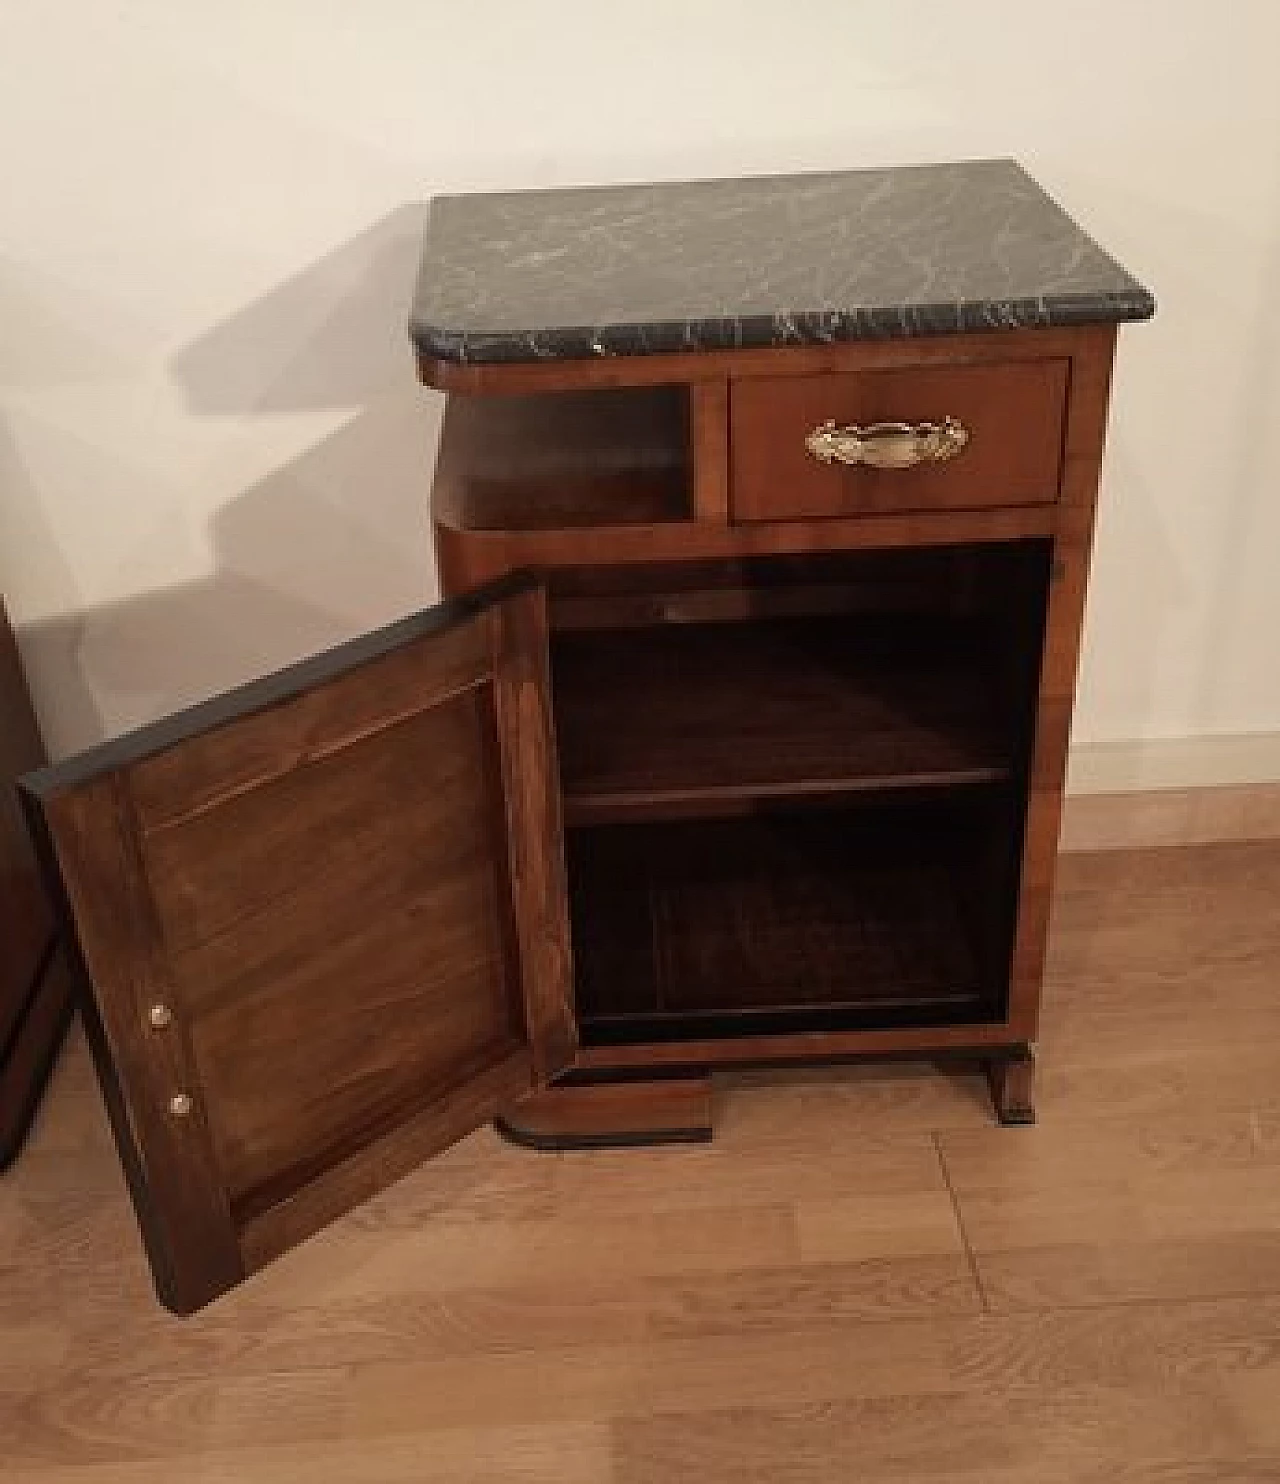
[432,386,690,531]
[568,803,1010,1045]
[553,615,1014,824]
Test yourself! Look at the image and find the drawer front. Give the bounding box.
[731,359,1069,521]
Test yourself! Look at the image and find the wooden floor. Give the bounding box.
[4,838,1280,1482]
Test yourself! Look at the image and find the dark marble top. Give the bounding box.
[410,159,1154,366]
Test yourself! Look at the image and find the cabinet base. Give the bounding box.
[984,1045,1037,1125]
[497,1076,713,1150]
[499,1048,1038,1148]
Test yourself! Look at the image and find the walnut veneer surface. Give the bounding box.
[3,837,1279,1481]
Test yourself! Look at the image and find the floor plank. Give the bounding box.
[937,841,1280,1314]
[3,838,1280,1482]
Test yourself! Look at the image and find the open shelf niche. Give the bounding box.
[432,385,692,532]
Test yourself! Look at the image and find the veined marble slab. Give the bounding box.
[411,159,1154,365]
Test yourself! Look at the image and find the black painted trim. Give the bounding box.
[493,1115,712,1153]
[412,291,1156,366]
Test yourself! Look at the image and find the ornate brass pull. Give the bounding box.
[804,416,969,470]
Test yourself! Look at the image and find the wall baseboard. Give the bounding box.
[1061,731,1280,850]
[1067,731,1280,795]
[1061,781,1280,852]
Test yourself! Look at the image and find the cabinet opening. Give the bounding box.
[433,385,691,531]
[567,793,1023,1046]
[549,541,1051,825]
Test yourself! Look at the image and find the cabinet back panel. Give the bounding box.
[549,542,1052,829]
[569,801,1014,1045]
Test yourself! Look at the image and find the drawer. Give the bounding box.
[730,359,1069,522]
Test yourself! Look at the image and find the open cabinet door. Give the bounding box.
[20,575,576,1314]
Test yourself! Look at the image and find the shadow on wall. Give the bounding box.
[1068,154,1280,750]
[19,395,440,757]
[0,427,96,746]
[1060,163,1214,759]
[1070,421,1184,776]
[1192,168,1280,724]
[171,205,429,414]
[15,207,442,758]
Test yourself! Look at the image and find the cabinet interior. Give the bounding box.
[549,541,1052,1046]
[435,385,691,531]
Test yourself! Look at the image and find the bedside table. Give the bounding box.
[23,160,1152,1312]
[416,160,1154,1146]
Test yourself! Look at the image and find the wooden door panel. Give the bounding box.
[140,686,498,954]
[127,612,491,832]
[173,696,520,1211]
[21,576,575,1314]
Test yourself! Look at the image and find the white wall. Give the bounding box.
[3,0,1279,787]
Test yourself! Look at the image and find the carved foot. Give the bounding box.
[497,1076,714,1150]
[985,1046,1036,1126]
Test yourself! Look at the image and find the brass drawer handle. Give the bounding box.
[804,416,969,470]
